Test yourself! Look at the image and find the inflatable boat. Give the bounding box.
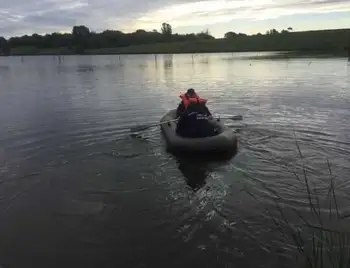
[160,110,238,154]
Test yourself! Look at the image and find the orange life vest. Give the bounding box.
[179,93,207,109]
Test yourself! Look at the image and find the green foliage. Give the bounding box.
[224,32,247,39]
[161,23,172,38]
[3,24,350,55]
[71,25,90,54]
[6,23,217,55]
[266,28,279,35]
[0,36,11,55]
[197,29,215,40]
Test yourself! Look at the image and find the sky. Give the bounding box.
[0,0,349,38]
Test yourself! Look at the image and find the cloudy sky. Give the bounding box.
[0,0,349,38]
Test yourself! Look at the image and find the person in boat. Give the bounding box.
[176,88,212,118]
[176,88,217,138]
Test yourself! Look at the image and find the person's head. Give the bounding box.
[185,88,196,98]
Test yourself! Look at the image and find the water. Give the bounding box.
[0,53,349,267]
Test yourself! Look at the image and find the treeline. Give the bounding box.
[224,28,350,52]
[0,23,215,55]
[106,28,350,55]
[0,23,349,55]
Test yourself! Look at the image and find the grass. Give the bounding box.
[242,135,350,268]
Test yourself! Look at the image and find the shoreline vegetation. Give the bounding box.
[244,139,350,267]
[0,23,349,57]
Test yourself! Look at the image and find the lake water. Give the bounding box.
[0,53,349,268]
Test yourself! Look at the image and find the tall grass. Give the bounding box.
[243,137,350,268]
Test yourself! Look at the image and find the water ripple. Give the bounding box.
[0,53,349,268]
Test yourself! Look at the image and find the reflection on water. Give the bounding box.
[163,54,173,69]
[0,52,349,268]
[175,152,236,191]
[178,159,209,191]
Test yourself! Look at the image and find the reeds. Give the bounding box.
[243,137,350,268]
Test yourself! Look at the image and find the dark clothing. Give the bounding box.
[176,103,216,138]
[176,101,212,118]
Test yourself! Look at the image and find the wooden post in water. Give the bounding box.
[154,54,158,68]
[118,55,121,66]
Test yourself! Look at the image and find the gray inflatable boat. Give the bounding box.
[160,110,237,153]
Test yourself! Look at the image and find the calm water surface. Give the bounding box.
[0,53,349,268]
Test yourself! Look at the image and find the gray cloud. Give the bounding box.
[0,0,349,37]
[23,11,83,27]
[0,0,188,36]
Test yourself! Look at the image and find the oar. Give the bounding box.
[218,115,243,121]
[130,119,178,132]
[130,115,243,132]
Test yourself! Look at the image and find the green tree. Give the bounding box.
[72,25,90,37]
[197,29,215,40]
[266,29,279,35]
[72,25,90,54]
[224,31,237,39]
[161,23,172,37]
[0,36,10,55]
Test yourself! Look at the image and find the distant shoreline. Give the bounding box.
[1,27,349,58]
[2,49,348,58]
[3,47,349,58]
